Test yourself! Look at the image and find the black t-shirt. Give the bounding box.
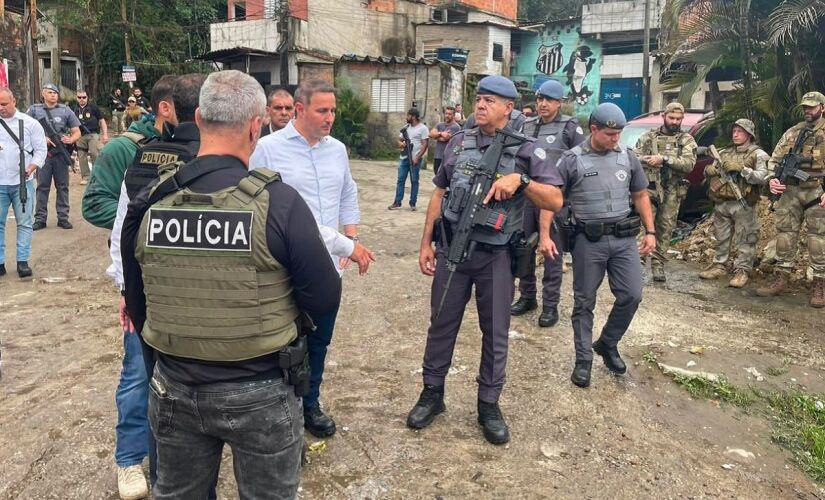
[133,95,151,111]
[121,155,342,384]
[74,104,103,134]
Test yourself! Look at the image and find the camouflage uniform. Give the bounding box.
[704,143,770,272]
[768,118,825,277]
[634,126,697,277]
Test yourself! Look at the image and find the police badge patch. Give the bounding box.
[146,208,254,252]
[616,170,628,182]
[546,135,556,144]
[534,148,547,160]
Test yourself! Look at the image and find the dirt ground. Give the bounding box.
[1,160,824,499]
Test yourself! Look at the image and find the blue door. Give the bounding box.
[600,78,643,119]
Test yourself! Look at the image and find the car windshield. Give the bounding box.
[619,124,693,149]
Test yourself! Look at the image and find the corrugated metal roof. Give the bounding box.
[339,54,462,68]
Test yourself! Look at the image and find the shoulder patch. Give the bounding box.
[534,148,547,160]
[575,126,584,135]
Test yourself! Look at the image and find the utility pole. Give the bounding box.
[28,0,41,103]
[121,0,133,88]
[278,0,290,88]
[641,0,651,113]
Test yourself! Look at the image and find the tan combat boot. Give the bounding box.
[811,278,825,308]
[756,272,788,297]
[729,269,749,288]
[651,262,666,282]
[699,264,726,280]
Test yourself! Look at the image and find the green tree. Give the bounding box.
[518,0,583,23]
[331,78,369,156]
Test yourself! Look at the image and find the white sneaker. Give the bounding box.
[117,465,148,500]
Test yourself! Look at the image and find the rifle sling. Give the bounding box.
[0,118,33,155]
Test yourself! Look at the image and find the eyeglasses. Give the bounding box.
[77,96,88,99]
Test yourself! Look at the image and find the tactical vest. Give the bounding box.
[125,138,199,200]
[789,121,825,174]
[710,144,761,205]
[442,129,523,246]
[567,145,632,221]
[643,131,688,186]
[522,115,574,166]
[135,167,300,362]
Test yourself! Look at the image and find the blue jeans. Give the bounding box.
[304,300,341,411]
[393,157,421,207]
[115,330,149,467]
[149,366,303,499]
[0,180,35,264]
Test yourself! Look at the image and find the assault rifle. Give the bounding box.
[38,116,74,168]
[18,120,26,212]
[772,124,813,208]
[400,126,414,163]
[708,145,748,209]
[435,128,529,317]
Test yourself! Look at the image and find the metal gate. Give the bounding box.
[600,78,643,119]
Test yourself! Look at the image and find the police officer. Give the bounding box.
[699,119,769,288]
[27,83,81,230]
[556,103,655,387]
[124,74,205,201]
[511,79,586,327]
[634,102,698,281]
[121,70,341,498]
[407,76,563,445]
[73,90,108,185]
[759,91,825,308]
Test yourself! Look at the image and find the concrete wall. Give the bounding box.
[511,21,602,119]
[210,19,281,52]
[337,60,463,150]
[298,0,431,58]
[416,24,508,76]
[426,0,517,22]
[582,0,663,34]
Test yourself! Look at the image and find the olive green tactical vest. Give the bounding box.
[136,166,300,362]
[711,144,761,205]
[643,131,686,186]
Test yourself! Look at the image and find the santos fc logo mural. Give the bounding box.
[536,43,595,105]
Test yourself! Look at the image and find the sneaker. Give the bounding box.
[388,203,402,210]
[80,179,88,185]
[728,269,749,288]
[699,264,726,280]
[117,465,148,500]
[409,205,417,211]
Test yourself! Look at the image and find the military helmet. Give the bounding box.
[732,118,756,138]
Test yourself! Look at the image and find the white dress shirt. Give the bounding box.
[0,111,47,185]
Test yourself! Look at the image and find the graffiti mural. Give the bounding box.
[511,21,602,120]
[562,46,595,105]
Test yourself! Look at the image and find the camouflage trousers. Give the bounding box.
[774,183,825,278]
[642,185,687,269]
[711,200,760,270]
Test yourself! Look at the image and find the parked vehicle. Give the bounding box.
[620,109,717,220]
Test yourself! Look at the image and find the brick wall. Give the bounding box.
[425,0,516,22]
[299,63,334,83]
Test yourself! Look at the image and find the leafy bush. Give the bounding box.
[331,78,369,156]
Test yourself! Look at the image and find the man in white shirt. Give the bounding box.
[250,79,375,438]
[0,87,47,278]
[389,107,429,211]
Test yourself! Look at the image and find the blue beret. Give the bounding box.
[477,76,519,100]
[537,80,565,100]
[42,83,59,94]
[590,103,627,129]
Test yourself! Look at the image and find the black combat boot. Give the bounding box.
[477,400,510,445]
[592,338,627,374]
[17,261,32,278]
[537,307,559,328]
[510,296,537,316]
[407,384,445,429]
[571,360,592,388]
[304,405,336,438]
[0,264,5,276]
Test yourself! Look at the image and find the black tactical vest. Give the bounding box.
[125,137,199,200]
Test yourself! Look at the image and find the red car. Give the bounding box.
[619,109,716,219]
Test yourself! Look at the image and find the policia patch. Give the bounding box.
[146,208,254,252]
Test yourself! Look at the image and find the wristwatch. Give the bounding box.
[517,173,531,193]
[345,235,360,242]
[645,229,656,235]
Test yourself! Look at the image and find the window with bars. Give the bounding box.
[492,43,504,62]
[371,78,406,113]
